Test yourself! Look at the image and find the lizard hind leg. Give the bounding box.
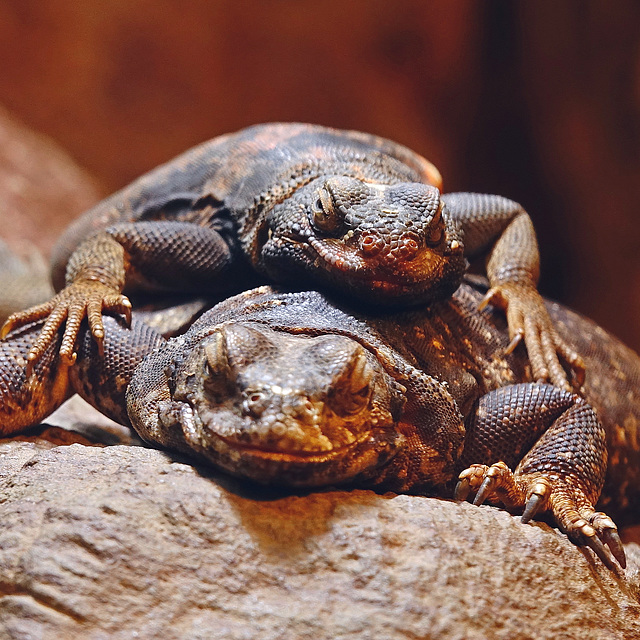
[454,383,624,570]
[456,463,625,570]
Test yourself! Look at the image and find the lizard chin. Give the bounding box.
[262,235,467,305]
[181,416,405,487]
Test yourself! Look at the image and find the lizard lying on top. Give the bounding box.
[0,123,581,389]
[1,280,638,570]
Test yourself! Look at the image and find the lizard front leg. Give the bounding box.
[454,383,623,570]
[1,221,233,369]
[0,318,72,434]
[1,233,131,369]
[0,313,165,434]
[443,193,584,391]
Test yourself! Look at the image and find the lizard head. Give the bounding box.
[131,322,405,486]
[261,176,467,306]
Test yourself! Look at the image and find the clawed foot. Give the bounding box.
[479,283,585,391]
[0,280,131,372]
[455,462,626,570]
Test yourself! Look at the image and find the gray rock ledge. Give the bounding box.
[0,437,639,640]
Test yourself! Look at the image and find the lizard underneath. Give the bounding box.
[1,123,581,389]
[1,280,638,570]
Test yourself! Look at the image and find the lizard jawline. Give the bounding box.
[190,421,403,486]
[307,236,448,285]
[213,427,375,461]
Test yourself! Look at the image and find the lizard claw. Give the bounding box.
[454,477,471,501]
[590,512,626,569]
[521,492,544,523]
[504,332,523,356]
[477,289,496,312]
[521,478,552,523]
[455,463,489,502]
[473,475,497,506]
[1,280,132,371]
[455,462,625,570]
[479,283,585,392]
[580,525,616,571]
[602,528,626,569]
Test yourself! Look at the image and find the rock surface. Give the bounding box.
[0,105,100,322]
[0,105,100,257]
[0,434,638,640]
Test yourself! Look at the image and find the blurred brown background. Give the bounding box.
[0,0,639,350]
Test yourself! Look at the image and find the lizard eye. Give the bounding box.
[426,201,445,247]
[330,347,374,416]
[311,187,343,234]
[202,330,235,401]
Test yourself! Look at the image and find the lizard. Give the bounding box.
[1,279,637,570]
[0,123,582,390]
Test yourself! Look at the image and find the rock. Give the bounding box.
[0,106,100,258]
[0,105,100,321]
[0,440,638,639]
[0,239,53,325]
[46,395,141,447]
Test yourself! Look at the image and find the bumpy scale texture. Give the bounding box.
[2,123,581,389]
[1,279,638,567]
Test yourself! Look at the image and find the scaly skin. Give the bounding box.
[1,280,638,569]
[1,123,581,389]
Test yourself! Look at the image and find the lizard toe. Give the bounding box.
[455,461,624,570]
[601,528,626,569]
[538,480,625,570]
[20,281,131,371]
[454,476,472,501]
[588,512,626,569]
[580,526,617,570]
[473,473,500,506]
[1,299,56,340]
[456,461,520,507]
[455,463,490,501]
[484,282,583,391]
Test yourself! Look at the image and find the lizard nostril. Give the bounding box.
[243,391,268,417]
[360,233,384,256]
[394,236,420,261]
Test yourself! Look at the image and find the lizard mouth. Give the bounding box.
[187,412,404,487]
[304,235,465,297]
[212,425,375,461]
[261,232,466,304]
[308,236,445,281]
